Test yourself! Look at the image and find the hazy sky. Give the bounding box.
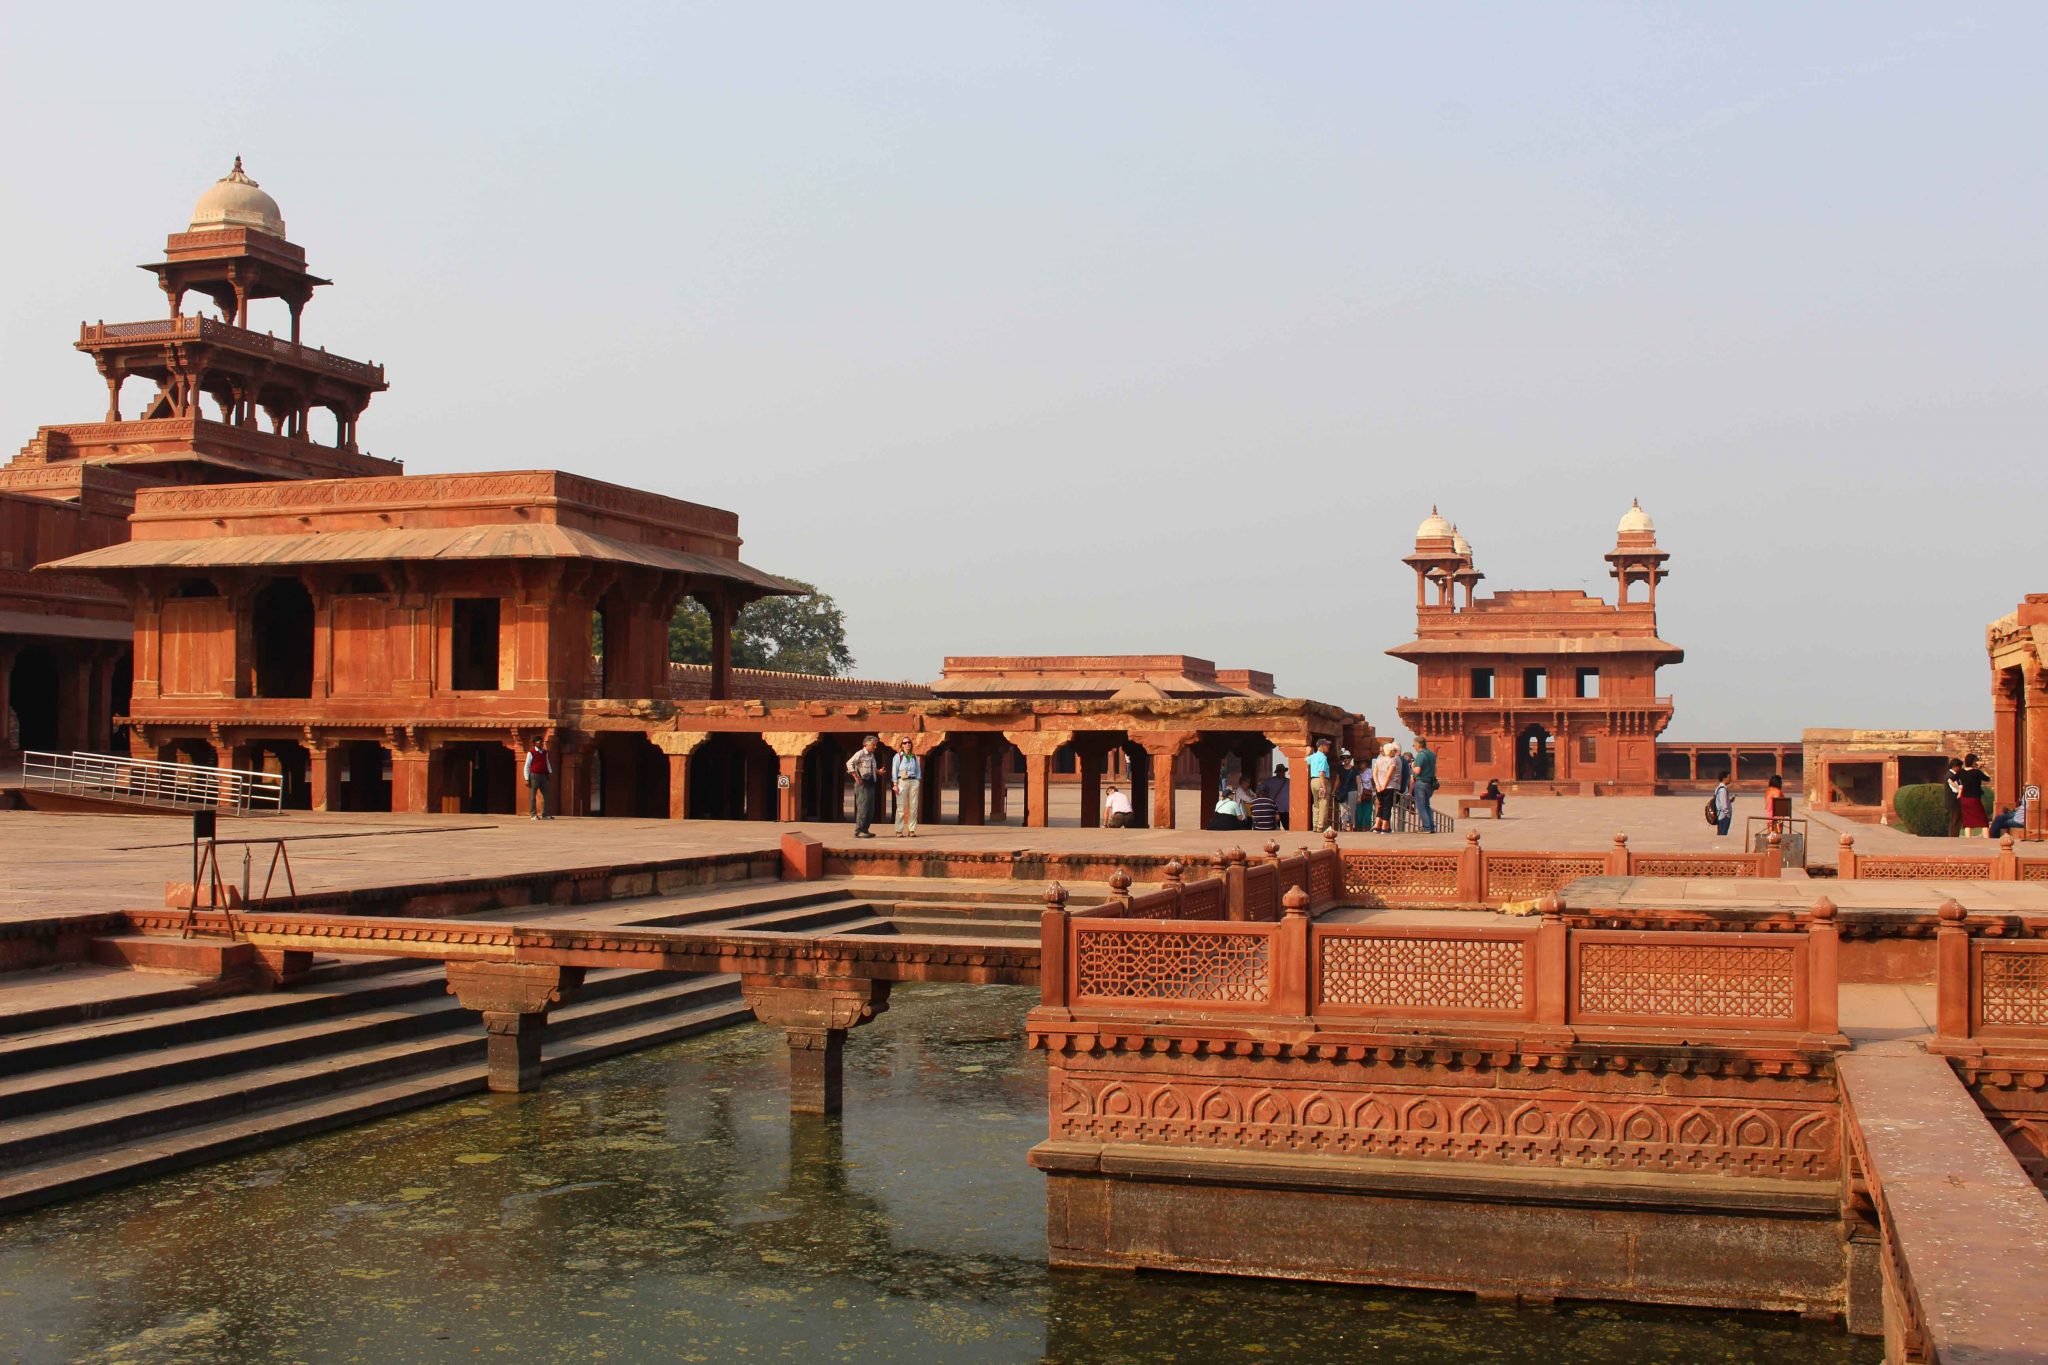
[4,4,2041,738]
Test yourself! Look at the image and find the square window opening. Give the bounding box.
[1470,667,1495,700]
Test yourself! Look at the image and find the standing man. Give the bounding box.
[846,735,881,838]
[1307,738,1334,832]
[524,736,552,821]
[1713,770,1734,837]
[892,737,922,838]
[1411,736,1438,834]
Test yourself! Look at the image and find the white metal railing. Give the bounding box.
[20,750,283,815]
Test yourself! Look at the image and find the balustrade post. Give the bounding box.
[1608,831,1630,876]
[1040,883,1070,1009]
[1161,859,1184,919]
[1276,886,1312,1017]
[1763,830,1783,878]
[1804,897,1840,1039]
[1934,899,1971,1044]
[1996,833,2019,881]
[1224,848,1248,920]
[1838,833,1858,879]
[1458,830,1485,902]
[1108,868,1134,914]
[1533,895,1569,1031]
[1263,839,1282,867]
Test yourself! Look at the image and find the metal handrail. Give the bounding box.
[20,750,283,815]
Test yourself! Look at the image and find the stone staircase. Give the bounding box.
[0,883,920,1215]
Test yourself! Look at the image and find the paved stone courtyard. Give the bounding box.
[2,791,2034,928]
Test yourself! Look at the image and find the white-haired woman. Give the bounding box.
[1370,742,1401,834]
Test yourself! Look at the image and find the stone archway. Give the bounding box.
[1517,724,1554,783]
[7,645,61,753]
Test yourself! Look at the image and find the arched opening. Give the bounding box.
[7,646,61,753]
[687,733,777,820]
[1516,725,1553,783]
[592,732,668,818]
[247,740,312,810]
[172,577,220,598]
[435,742,516,815]
[251,577,314,699]
[331,741,392,812]
[800,735,857,822]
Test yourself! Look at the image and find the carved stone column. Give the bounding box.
[654,731,708,820]
[1004,730,1070,829]
[740,977,892,1115]
[445,961,586,1093]
[1131,731,1196,831]
[764,732,816,823]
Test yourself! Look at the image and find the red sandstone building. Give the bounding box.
[1390,504,1680,794]
[32,166,1365,828]
[2,160,397,761]
[1989,595,2048,816]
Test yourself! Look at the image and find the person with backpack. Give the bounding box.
[1710,771,1734,836]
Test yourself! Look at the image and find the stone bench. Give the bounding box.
[1457,796,1504,819]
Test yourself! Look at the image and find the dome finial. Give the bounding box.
[190,157,283,236]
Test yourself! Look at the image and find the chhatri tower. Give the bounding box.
[0,160,397,758]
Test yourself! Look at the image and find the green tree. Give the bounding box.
[668,582,855,677]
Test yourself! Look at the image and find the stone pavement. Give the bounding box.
[2,793,2042,929]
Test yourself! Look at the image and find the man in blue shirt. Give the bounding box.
[891,738,922,838]
[1411,738,1438,834]
[1307,738,1333,833]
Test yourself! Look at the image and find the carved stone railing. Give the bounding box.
[1044,892,1843,1043]
[1339,831,1775,907]
[1837,833,2039,882]
[78,316,385,387]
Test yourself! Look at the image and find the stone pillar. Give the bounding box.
[444,962,586,1093]
[740,977,892,1115]
[708,595,736,700]
[1276,741,1312,832]
[308,742,331,812]
[655,731,708,821]
[764,733,815,824]
[2025,669,2048,809]
[1003,731,1069,829]
[1195,746,1224,830]
[1125,747,1150,829]
[0,644,14,754]
[392,745,431,814]
[957,735,987,826]
[1077,739,1104,828]
[988,746,1009,821]
[1132,732,1194,831]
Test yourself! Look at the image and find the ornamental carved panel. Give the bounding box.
[1978,950,2048,1029]
[1632,856,1757,879]
[1049,1072,1838,1179]
[1319,936,1525,1013]
[1854,860,1990,881]
[1485,856,1606,898]
[1073,930,1270,1004]
[2020,862,2048,882]
[1342,853,1458,904]
[1576,941,1797,1023]
[1178,882,1227,921]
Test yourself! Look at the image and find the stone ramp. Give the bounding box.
[1838,1050,2048,1361]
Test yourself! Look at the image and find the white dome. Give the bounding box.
[189,157,286,237]
[1451,525,1472,557]
[1415,505,1452,541]
[1617,499,1654,535]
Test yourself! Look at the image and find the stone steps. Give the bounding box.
[0,970,740,1173]
[0,988,749,1217]
[0,958,436,1078]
